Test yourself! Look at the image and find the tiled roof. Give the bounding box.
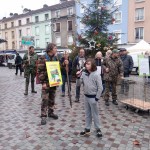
[0,1,75,22]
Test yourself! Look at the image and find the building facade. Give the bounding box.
[108,0,128,45]
[128,0,150,43]
[31,7,52,49]
[51,0,76,47]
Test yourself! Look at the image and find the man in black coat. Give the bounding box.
[119,48,134,95]
[15,53,23,75]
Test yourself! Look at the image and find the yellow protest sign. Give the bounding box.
[46,61,62,87]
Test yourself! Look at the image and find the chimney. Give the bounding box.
[60,0,68,3]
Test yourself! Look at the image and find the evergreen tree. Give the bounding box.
[76,0,118,55]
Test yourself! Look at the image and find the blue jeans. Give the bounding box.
[62,75,71,93]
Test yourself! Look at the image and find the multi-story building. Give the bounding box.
[0,11,33,50]
[31,6,52,49]
[109,0,128,45]
[128,0,150,44]
[51,0,76,47]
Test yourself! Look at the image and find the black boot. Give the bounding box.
[31,82,37,93]
[105,100,109,106]
[48,109,58,120]
[75,98,80,103]
[41,117,46,125]
[112,100,118,105]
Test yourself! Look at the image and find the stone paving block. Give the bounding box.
[0,68,150,150]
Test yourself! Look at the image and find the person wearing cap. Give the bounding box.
[23,46,38,95]
[103,49,124,106]
[119,48,133,95]
[37,43,59,125]
[60,51,72,97]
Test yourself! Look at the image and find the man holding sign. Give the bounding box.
[37,43,59,125]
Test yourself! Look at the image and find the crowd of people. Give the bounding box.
[21,43,134,138]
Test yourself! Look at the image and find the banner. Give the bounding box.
[22,36,35,46]
[138,55,150,76]
[46,61,62,87]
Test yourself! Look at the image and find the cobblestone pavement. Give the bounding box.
[0,67,150,150]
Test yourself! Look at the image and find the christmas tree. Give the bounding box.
[76,0,118,54]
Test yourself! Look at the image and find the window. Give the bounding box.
[45,38,49,46]
[11,22,14,27]
[11,31,15,39]
[5,23,7,29]
[19,30,22,37]
[135,27,144,39]
[114,31,121,44]
[26,18,30,24]
[45,14,49,20]
[5,32,8,39]
[36,39,40,47]
[80,3,87,14]
[55,36,61,46]
[55,10,60,18]
[26,28,30,35]
[55,23,61,32]
[114,0,122,6]
[114,12,122,24]
[45,25,50,34]
[68,21,73,31]
[68,35,73,45]
[35,27,39,35]
[136,0,145,2]
[12,41,15,49]
[18,20,21,26]
[5,43,8,49]
[35,16,39,22]
[68,7,73,15]
[135,8,144,21]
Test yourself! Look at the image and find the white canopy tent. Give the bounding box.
[127,40,150,53]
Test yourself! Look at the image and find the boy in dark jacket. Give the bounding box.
[60,51,72,97]
[15,53,23,75]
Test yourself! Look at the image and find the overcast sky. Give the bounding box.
[0,0,60,19]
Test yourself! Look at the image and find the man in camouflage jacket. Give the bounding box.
[23,46,38,95]
[37,43,58,125]
[103,49,124,106]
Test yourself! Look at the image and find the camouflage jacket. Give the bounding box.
[103,56,124,81]
[37,53,58,86]
[23,52,38,77]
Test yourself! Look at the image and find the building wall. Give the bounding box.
[108,0,128,44]
[51,5,76,47]
[128,0,150,43]
[31,11,52,49]
[15,16,32,50]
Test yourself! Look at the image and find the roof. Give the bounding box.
[0,1,75,22]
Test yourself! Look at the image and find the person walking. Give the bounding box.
[37,43,59,125]
[23,46,38,95]
[60,51,72,97]
[103,49,124,106]
[76,58,103,138]
[73,48,86,103]
[119,48,133,95]
[15,53,23,75]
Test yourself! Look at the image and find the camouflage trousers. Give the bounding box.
[41,86,56,117]
[104,81,117,101]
